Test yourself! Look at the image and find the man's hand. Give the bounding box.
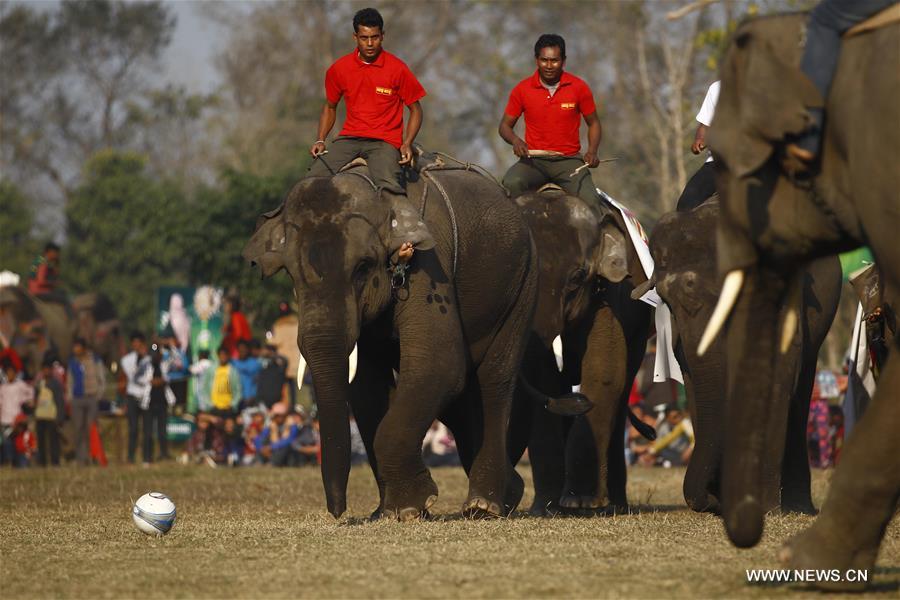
[583,150,600,168]
[512,137,530,158]
[398,143,413,165]
[310,141,327,158]
[691,139,706,155]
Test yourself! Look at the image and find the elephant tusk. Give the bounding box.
[697,270,744,357]
[780,308,798,354]
[779,279,802,355]
[552,335,564,372]
[297,355,307,391]
[348,343,358,384]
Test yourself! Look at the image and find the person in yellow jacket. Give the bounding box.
[208,345,242,419]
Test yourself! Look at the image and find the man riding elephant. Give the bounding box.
[306,7,430,264]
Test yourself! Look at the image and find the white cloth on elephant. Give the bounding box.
[600,190,683,385]
[695,81,720,163]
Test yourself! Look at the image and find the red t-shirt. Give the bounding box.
[325,49,426,149]
[504,70,597,156]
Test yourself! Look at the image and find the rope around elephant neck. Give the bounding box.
[419,170,459,277]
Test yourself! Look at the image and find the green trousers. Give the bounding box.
[307,136,405,194]
[502,156,606,213]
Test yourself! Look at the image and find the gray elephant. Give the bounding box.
[0,286,123,376]
[702,11,899,586]
[631,199,841,515]
[244,162,554,519]
[507,186,653,514]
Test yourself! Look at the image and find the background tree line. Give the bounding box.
[6,0,848,360]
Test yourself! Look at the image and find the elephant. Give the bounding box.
[506,186,653,514]
[244,160,559,520]
[631,198,841,516]
[700,11,899,583]
[0,286,124,376]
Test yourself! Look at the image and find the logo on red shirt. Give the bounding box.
[560,102,576,110]
[375,86,393,96]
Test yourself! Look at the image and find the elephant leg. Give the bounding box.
[372,339,465,520]
[560,305,626,511]
[348,333,394,519]
[605,400,628,512]
[779,353,816,515]
[680,359,724,514]
[779,351,900,591]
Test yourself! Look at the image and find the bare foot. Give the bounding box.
[398,242,414,263]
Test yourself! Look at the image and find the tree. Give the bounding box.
[65,150,190,331]
[0,1,176,202]
[0,181,41,278]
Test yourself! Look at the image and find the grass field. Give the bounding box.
[1,464,898,599]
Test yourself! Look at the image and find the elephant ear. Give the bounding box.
[243,203,287,278]
[592,217,628,283]
[710,16,823,178]
[383,192,435,256]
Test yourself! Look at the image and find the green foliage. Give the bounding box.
[0,180,41,278]
[65,150,189,332]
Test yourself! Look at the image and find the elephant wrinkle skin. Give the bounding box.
[711,12,899,583]
[244,166,539,520]
[509,189,651,514]
[642,200,840,521]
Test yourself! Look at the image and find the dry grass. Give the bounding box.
[1,464,897,599]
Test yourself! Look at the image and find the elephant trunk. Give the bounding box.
[722,267,785,548]
[301,329,353,519]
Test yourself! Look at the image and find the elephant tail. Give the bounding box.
[518,373,593,416]
[628,409,657,441]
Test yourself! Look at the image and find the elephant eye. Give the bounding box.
[353,257,375,282]
[568,267,587,287]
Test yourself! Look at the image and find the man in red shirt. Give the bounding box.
[499,34,609,212]
[306,8,429,261]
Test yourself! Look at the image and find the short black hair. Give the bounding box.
[237,339,250,349]
[217,344,229,355]
[198,349,210,360]
[45,242,61,253]
[353,7,383,32]
[534,34,566,59]
[129,331,145,342]
[72,337,87,349]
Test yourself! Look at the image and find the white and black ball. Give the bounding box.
[132,492,177,536]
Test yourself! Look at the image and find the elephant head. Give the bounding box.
[698,13,897,548]
[243,174,429,517]
[0,285,59,377]
[515,189,639,347]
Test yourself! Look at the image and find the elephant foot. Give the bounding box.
[503,469,525,516]
[394,495,438,522]
[778,523,877,592]
[383,471,439,520]
[686,492,721,515]
[559,493,607,511]
[462,496,503,519]
[528,500,561,517]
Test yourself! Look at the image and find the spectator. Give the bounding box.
[270,301,301,406]
[257,344,287,409]
[33,356,65,467]
[11,413,36,467]
[0,348,24,382]
[628,404,660,467]
[222,296,251,358]
[189,349,214,413]
[139,344,176,465]
[232,339,261,412]
[185,413,225,467]
[292,410,321,466]
[243,410,266,465]
[1,360,34,465]
[223,416,244,467]
[161,328,190,413]
[255,403,299,467]
[208,345,242,419]
[67,338,105,466]
[27,242,61,299]
[120,332,150,464]
[647,407,694,467]
[422,421,460,467]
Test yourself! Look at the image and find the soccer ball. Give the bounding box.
[132,492,177,536]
